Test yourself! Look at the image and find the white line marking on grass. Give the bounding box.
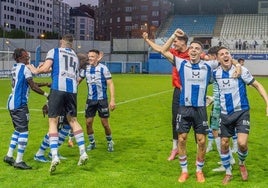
[116,90,172,105]
[0,89,172,114]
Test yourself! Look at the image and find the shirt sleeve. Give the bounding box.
[241,66,254,85]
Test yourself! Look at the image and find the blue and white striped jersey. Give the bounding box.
[213,65,254,115]
[79,63,112,100]
[46,48,79,93]
[7,63,32,110]
[174,57,218,107]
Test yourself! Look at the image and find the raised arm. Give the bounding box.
[142,32,162,52]
[160,29,185,64]
[251,80,268,116]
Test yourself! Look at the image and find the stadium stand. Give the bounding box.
[220,14,268,40]
[162,15,217,38]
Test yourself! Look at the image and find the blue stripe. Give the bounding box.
[90,67,98,100]
[52,48,59,90]
[77,140,85,146]
[179,61,187,106]
[66,78,73,93]
[50,144,58,148]
[225,93,233,114]
[9,144,16,149]
[204,63,211,105]
[15,66,27,108]
[191,85,199,106]
[100,67,107,99]
[238,78,249,110]
[18,149,25,153]
[19,133,29,138]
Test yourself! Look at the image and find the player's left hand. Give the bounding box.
[42,104,48,117]
[109,102,116,111]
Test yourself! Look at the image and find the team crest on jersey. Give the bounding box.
[222,79,231,87]
[192,70,200,78]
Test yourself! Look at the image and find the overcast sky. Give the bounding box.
[62,0,98,7]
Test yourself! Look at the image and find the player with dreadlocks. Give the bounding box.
[3,48,49,169]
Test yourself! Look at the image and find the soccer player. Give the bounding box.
[205,46,235,172]
[4,48,49,169]
[142,31,189,161]
[78,49,116,152]
[34,104,71,162]
[160,29,241,183]
[27,34,88,174]
[238,58,245,66]
[214,46,268,185]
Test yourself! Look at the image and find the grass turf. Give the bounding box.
[0,74,268,188]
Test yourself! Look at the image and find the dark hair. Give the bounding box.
[88,49,100,55]
[177,34,188,44]
[238,58,244,62]
[62,34,74,43]
[190,40,204,49]
[13,48,27,62]
[207,46,220,55]
[216,46,229,55]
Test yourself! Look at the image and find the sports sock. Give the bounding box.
[36,134,49,156]
[207,129,214,147]
[232,131,238,151]
[74,129,86,155]
[58,124,71,146]
[179,155,188,173]
[7,130,19,157]
[237,149,248,165]
[106,134,112,142]
[88,134,95,143]
[49,133,59,160]
[221,149,231,174]
[215,137,221,154]
[172,139,178,150]
[16,131,29,163]
[196,158,205,172]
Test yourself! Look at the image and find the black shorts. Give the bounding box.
[219,110,250,137]
[177,106,209,134]
[85,99,109,118]
[48,89,77,118]
[9,105,29,132]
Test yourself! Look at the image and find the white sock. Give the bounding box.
[172,139,178,150]
[215,137,221,154]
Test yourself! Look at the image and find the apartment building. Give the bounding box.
[96,0,174,40]
[0,0,70,38]
[69,5,95,40]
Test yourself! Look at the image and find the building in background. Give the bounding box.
[53,0,71,37]
[0,0,70,38]
[96,0,174,40]
[69,5,95,40]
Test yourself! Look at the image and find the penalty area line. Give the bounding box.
[0,89,172,114]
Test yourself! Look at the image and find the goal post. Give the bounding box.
[0,50,14,78]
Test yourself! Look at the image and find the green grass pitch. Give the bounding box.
[0,74,268,188]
